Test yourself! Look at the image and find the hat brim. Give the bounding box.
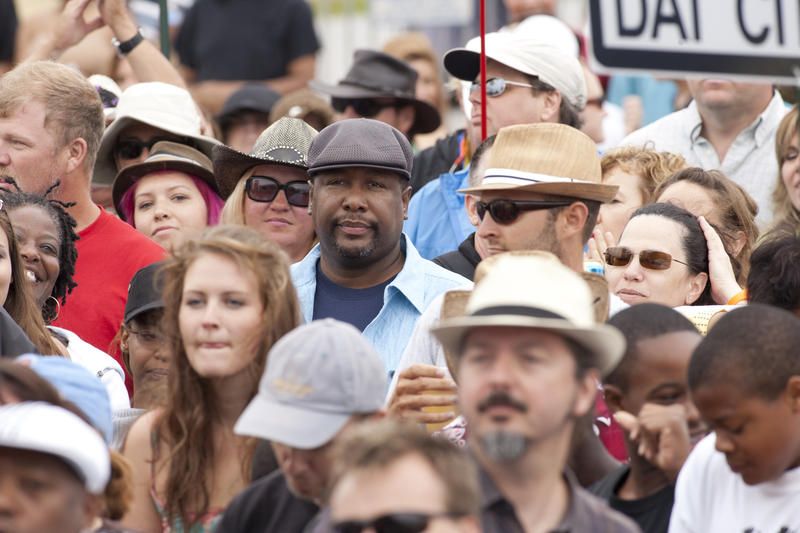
[124,300,165,325]
[459,181,618,203]
[308,161,410,180]
[212,144,310,200]
[94,116,220,186]
[432,315,624,377]
[112,158,219,219]
[444,47,536,82]
[234,394,350,450]
[309,81,441,135]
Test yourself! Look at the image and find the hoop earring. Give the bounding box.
[43,296,61,324]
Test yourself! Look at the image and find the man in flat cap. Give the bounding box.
[292,119,468,376]
[406,27,587,261]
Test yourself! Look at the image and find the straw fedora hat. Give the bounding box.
[459,123,618,203]
[112,141,217,219]
[432,253,624,377]
[212,117,318,199]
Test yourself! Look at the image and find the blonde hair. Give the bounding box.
[0,61,103,172]
[157,225,301,527]
[771,106,800,230]
[220,174,249,226]
[601,146,688,204]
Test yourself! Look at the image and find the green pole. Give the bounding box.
[158,0,170,57]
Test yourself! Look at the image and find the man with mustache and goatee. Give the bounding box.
[432,253,640,533]
[293,118,469,376]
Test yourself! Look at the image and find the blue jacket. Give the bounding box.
[291,235,470,375]
[404,167,474,260]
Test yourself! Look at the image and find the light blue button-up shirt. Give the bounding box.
[404,167,474,260]
[291,235,470,375]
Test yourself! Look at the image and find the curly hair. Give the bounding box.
[0,178,78,321]
[601,145,688,205]
[156,225,301,528]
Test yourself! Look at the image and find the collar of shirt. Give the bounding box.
[292,234,430,317]
[688,90,785,148]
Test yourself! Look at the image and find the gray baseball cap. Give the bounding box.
[307,118,413,179]
[234,319,387,449]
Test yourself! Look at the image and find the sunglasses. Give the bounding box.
[245,176,310,207]
[604,246,689,270]
[476,199,572,225]
[332,512,462,533]
[114,136,190,161]
[470,77,536,98]
[331,97,399,118]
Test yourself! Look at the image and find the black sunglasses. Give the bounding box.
[245,176,310,207]
[332,512,463,533]
[476,199,572,225]
[604,246,689,270]
[114,136,191,161]
[331,97,399,118]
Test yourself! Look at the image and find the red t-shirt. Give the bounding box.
[52,209,165,391]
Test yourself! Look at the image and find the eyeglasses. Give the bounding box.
[604,246,689,270]
[114,136,190,161]
[470,77,536,98]
[476,199,572,224]
[127,328,163,349]
[245,176,310,207]
[331,97,399,118]
[332,512,463,533]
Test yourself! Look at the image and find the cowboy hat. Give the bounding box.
[213,117,318,199]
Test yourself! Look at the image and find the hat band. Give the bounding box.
[472,305,567,321]
[338,80,413,99]
[483,167,595,187]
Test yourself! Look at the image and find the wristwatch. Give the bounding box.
[112,28,145,56]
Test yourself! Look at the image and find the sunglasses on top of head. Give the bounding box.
[604,246,689,271]
[114,136,192,160]
[476,198,573,225]
[470,77,537,98]
[330,97,400,118]
[245,175,310,207]
[332,512,465,533]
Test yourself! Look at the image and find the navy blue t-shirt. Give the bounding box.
[312,264,395,332]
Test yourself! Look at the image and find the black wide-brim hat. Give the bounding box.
[310,49,441,135]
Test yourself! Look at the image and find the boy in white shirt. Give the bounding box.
[669,304,800,533]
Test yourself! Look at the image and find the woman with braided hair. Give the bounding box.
[1,178,129,411]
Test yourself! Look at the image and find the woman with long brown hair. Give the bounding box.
[121,225,301,532]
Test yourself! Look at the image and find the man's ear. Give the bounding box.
[684,272,709,305]
[573,369,600,418]
[401,183,412,215]
[785,375,800,413]
[558,201,588,242]
[465,195,480,226]
[307,178,315,215]
[540,91,562,123]
[64,138,89,176]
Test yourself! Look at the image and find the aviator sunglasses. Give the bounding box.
[476,199,572,225]
[470,77,536,98]
[332,512,465,533]
[604,246,689,271]
[330,97,400,118]
[245,176,310,207]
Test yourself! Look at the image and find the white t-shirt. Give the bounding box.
[670,433,800,533]
[49,326,130,412]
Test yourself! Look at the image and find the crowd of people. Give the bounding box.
[0,0,799,532]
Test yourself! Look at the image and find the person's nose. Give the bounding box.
[200,300,221,329]
[468,82,482,107]
[0,475,19,518]
[476,209,500,240]
[622,255,644,281]
[685,401,705,433]
[18,240,39,265]
[153,199,170,221]
[341,184,368,213]
[341,106,361,120]
[714,430,735,454]
[268,188,290,212]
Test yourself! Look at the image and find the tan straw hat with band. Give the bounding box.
[432,252,624,377]
[459,123,618,203]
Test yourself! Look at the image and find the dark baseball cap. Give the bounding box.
[124,262,166,325]
[307,118,413,179]
[217,84,281,129]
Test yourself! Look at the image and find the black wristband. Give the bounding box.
[112,29,144,56]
